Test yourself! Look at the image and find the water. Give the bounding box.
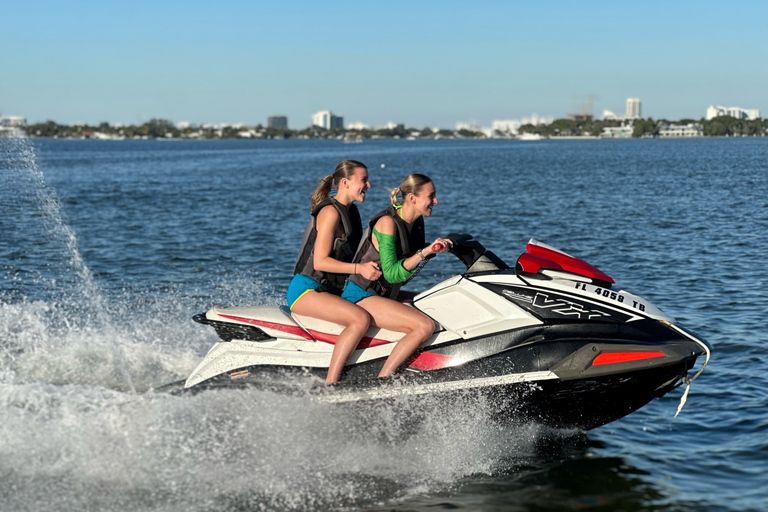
[1,137,766,512]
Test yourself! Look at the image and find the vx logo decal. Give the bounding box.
[532,293,611,320]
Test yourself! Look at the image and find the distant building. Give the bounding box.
[706,106,760,120]
[0,115,26,127]
[520,114,553,126]
[0,113,27,138]
[659,123,703,138]
[489,115,552,136]
[347,121,370,130]
[491,120,522,135]
[601,110,622,121]
[601,126,634,138]
[312,111,329,128]
[602,99,641,121]
[312,110,343,129]
[267,115,288,129]
[626,98,641,119]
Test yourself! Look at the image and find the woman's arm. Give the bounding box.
[372,216,424,283]
[312,205,381,280]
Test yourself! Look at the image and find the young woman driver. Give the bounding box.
[288,160,382,383]
[346,173,452,378]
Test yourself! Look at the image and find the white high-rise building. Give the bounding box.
[312,111,330,128]
[312,110,344,129]
[626,98,641,119]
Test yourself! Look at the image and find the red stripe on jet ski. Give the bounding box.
[309,330,393,348]
[217,315,393,346]
[356,337,393,348]
[592,351,666,365]
[407,351,459,371]
[218,314,314,341]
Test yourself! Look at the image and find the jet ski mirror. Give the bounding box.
[445,233,510,275]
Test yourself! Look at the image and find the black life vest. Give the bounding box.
[349,205,425,299]
[293,198,362,295]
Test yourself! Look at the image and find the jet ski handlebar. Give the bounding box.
[444,234,510,275]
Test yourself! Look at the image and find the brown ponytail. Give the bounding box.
[310,175,334,210]
[309,160,367,210]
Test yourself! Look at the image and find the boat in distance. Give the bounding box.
[164,236,711,431]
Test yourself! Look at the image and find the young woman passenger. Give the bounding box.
[345,174,452,378]
[288,160,382,383]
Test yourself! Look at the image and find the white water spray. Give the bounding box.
[1,138,135,391]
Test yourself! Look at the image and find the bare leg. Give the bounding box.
[291,291,371,383]
[357,295,435,377]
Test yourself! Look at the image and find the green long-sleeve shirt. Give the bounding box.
[373,227,416,284]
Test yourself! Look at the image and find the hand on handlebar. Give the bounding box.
[426,238,453,257]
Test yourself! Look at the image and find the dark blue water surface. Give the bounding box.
[1,138,766,512]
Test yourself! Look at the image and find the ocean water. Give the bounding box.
[1,137,766,512]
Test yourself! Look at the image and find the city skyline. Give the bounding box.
[11,98,760,133]
[1,1,766,127]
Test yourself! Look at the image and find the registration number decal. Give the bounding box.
[574,283,646,312]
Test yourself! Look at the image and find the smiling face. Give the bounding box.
[340,166,371,203]
[409,181,437,217]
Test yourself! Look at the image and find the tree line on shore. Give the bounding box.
[21,119,464,140]
[20,116,768,140]
[518,116,767,138]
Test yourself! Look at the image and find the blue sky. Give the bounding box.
[2,1,766,128]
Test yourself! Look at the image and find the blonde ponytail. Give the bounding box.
[392,174,432,206]
[390,187,402,207]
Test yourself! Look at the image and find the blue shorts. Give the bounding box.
[287,275,375,310]
[287,274,322,310]
[341,280,376,304]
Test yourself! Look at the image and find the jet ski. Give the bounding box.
[173,236,711,431]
